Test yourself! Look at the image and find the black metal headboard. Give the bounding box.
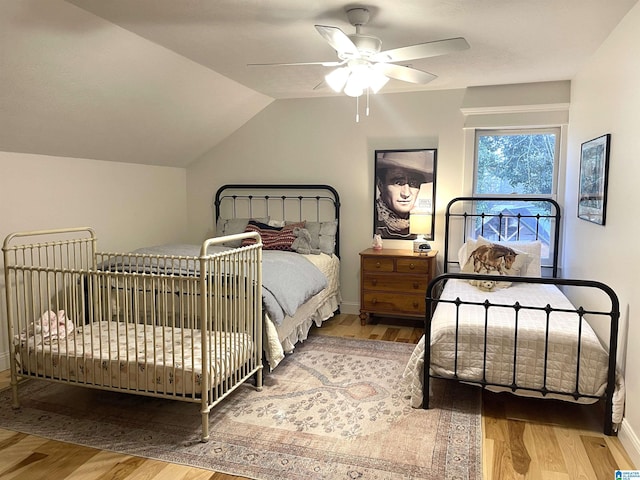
[214,184,341,257]
[444,196,561,277]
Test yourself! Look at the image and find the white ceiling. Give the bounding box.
[1,0,637,167]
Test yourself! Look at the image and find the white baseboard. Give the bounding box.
[338,301,359,316]
[619,418,640,468]
[0,351,9,372]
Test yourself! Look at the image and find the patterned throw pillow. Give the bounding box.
[241,221,305,251]
[462,242,531,288]
[459,237,540,277]
[476,236,542,277]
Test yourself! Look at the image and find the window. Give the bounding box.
[472,128,561,261]
[474,128,559,197]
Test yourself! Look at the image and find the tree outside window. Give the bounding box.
[473,128,560,260]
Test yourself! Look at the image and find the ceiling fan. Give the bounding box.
[250,7,470,99]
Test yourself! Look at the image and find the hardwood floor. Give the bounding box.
[0,313,634,479]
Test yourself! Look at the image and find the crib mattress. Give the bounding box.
[17,321,254,396]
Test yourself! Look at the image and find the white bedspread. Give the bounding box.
[403,279,625,424]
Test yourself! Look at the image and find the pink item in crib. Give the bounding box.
[17,310,75,347]
[42,310,74,340]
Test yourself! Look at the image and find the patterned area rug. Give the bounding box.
[0,336,481,479]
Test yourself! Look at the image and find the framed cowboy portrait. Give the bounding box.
[373,148,437,240]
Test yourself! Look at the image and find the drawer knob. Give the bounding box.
[371,279,378,286]
[371,298,377,305]
[409,263,415,270]
[375,261,381,269]
[413,300,419,308]
[412,281,419,289]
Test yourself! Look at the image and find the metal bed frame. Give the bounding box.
[422,196,620,435]
[214,184,341,257]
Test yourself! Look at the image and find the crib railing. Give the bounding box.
[3,228,263,441]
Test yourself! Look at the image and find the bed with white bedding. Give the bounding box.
[402,196,624,435]
[214,184,342,368]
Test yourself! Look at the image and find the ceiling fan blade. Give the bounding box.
[315,25,360,57]
[248,60,344,67]
[372,37,469,63]
[373,63,437,84]
[313,79,328,90]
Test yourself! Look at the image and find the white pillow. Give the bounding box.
[458,238,478,269]
[288,220,338,255]
[476,236,542,277]
[318,220,338,255]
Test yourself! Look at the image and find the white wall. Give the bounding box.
[0,152,188,370]
[564,2,640,466]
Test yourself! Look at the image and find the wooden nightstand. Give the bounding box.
[359,248,437,325]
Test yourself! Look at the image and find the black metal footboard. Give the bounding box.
[422,273,620,436]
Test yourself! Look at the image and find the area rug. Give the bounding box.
[0,336,481,479]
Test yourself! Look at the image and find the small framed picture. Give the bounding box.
[578,134,611,226]
[373,149,437,240]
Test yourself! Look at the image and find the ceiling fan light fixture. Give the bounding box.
[341,63,389,97]
[368,68,390,94]
[344,75,364,97]
[341,60,373,97]
[325,67,350,92]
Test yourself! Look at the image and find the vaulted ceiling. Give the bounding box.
[1,0,637,167]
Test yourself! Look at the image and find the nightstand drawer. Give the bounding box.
[362,292,425,315]
[396,257,431,274]
[362,257,394,272]
[362,273,428,292]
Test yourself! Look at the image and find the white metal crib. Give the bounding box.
[3,227,263,441]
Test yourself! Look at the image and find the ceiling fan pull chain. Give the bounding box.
[366,88,370,117]
[355,95,360,123]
